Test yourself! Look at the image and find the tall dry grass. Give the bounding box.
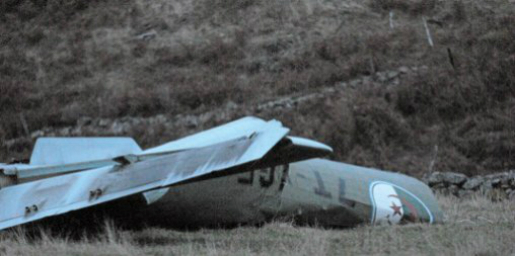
[1,194,514,255]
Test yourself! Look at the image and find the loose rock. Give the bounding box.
[442,172,468,185]
[463,177,484,190]
[427,172,445,186]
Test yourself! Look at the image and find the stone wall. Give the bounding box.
[3,65,420,153]
[423,171,515,200]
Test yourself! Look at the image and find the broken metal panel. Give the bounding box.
[30,138,142,166]
[143,188,170,205]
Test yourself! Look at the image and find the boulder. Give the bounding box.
[427,172,445,186]
[441,172,468,186]
[387,71,399,80]
[398,66,410,74]
[432,183,446,190]
[448,184,460,196]
[508,172,515,186]
[463,177,484,190]
[509,190,515,201]
[480,180,493,193]
[491,178,502,188]
[349,79,361,88]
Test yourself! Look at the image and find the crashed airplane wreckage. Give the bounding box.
[0,117,443,230]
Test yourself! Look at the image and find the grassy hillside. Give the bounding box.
[1,0,514,176]
[1,194,514,255]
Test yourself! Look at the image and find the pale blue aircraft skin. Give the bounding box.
[0,117,443,230]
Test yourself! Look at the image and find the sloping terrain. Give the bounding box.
[1,0,514,176]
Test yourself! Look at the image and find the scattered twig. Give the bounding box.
[477,216,495,224]
[19,114,30,137]
[135,29,157,41]
[389,11,395,29]
[455,219,475,225]
[423,18,434,48]
[369,57,376,74]
[427,19,444,28]
[428,145,439,173]
[447,48,456,70]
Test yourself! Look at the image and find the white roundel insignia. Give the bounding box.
[369,181,434,225]
[370,182,403,224]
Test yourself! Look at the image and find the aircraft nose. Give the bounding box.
[370,181,441,224]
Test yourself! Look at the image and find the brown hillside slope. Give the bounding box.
[0,0,514,177]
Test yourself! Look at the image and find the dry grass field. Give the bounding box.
[1,194,514,255]
[0,1,514,254]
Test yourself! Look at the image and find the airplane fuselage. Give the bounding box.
[139,159,443,228]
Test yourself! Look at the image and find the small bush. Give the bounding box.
[354,96,412,149]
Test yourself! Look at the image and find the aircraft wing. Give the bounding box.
[0,117,332,231]
[143,116,284,154]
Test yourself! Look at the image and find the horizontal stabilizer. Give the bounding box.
[288,136,333,154]
[30,137,142,166]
